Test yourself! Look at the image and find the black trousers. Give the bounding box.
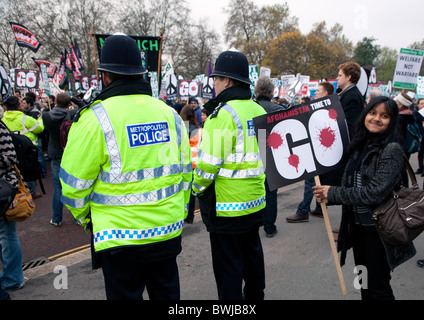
[101,251,180,300]
[264,179,278,234]
[351,224,395,300]
[209,229,265,300]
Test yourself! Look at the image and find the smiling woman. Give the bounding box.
[364,103,392,134]
[313,96,417,300]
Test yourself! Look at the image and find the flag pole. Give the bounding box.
[314,175,348,296]
[158,29,164,95]
[90,26,99,86]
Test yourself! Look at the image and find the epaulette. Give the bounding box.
[210,102,226,119]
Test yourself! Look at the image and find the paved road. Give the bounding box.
[4,157,424,302]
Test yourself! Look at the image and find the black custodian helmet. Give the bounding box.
[210,50,252,85]
[98,33,147,75]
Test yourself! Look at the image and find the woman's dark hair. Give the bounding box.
[180,104,200,127]
[348,96,399,154]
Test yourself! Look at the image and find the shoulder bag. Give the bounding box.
[5,164,35,222]
[372,154,424,246]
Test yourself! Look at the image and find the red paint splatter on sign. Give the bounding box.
[329,109,337,120]
[267,132,283,149]
[288,154,300,172]
[319,127,336,149]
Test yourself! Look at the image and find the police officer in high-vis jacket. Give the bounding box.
[60,34,192,300]
[192,51,267,300]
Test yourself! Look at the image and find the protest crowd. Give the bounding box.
[1,22,424,302]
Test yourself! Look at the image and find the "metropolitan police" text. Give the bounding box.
[126,121,170,148]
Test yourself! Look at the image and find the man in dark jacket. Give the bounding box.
[320,62,364,188]
[337,62,365,136]
[42,93,72,227]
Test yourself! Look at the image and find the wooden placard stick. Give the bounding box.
[314,175,348,296]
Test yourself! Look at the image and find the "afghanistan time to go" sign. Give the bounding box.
[253,94,350,191]
[393,48,424,90]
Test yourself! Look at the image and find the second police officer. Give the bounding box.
[193,51,267,300]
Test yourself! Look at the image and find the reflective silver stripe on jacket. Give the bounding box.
[93,219,184,244]
[91,181,184,206]
[92,103,122,174]
[60,167,95,190]
[61,194,90,208]
[222,104,244,155]
[20,115,40,134]
[62,181,184,208]
[99,163,192,184]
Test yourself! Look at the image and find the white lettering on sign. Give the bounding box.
[268,109,343,179]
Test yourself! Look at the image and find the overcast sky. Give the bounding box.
[188,0,422,52]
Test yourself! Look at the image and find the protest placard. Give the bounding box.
[393,48,424,90]
[253,94,349,191]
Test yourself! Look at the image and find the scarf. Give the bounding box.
[95,77,152,101]
[203,85,252,116]
[74,77,152,122]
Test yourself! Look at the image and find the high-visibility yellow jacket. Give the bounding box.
[60,94,192,252]
[2,111,44,144]
[192,99,266,217]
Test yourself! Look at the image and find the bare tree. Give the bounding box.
[29,0,114,74]
[224,0,298,65]
[0,0,36,69]
[174,22,221,78]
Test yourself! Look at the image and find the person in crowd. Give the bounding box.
[188,97,203,127]
[21,96,47,177]
[313,96,416,300]
[180,104,201,224]
[21,97,41,119]
[2,96,44,198]
[277,98,289,109]
[287,81,334,223]
[366,89,382,105]
[337,62,365,136]
[42,93,73,227]
[48,95,56,109]
[0,116,24,294]
[193,50,266,300]
[413,99,424,175]
[317,63,365,223]
[13,91,22,101]
[395,92,417,159]
[60,34,192,300]
[254,76,284,237]
[201,108,209,125]
[301,96,310,104]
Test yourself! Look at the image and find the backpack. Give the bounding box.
[9,131,43,182]
[0,120,45,194]
[404,122,422,154]
[59,112,73,148]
